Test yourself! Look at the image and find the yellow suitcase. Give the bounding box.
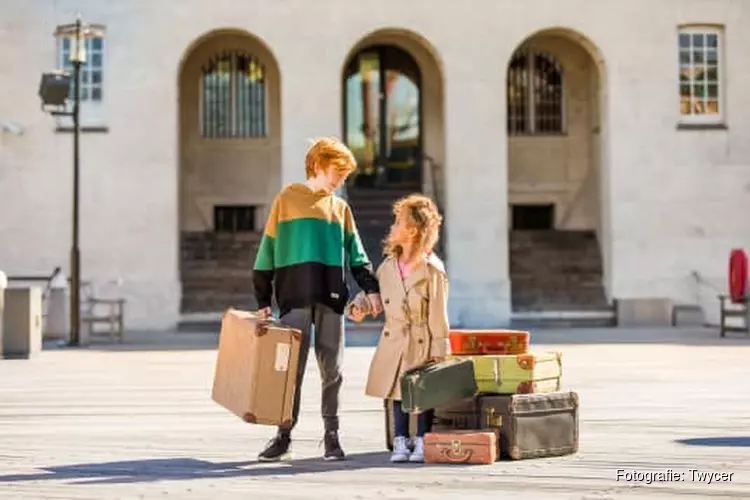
[453,352,562,394]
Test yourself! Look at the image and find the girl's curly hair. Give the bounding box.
[383,194,443,260]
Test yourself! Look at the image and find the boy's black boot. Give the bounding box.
[323,430,346,461]
[258,431,292,462]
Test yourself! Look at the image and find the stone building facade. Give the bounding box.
[1,0,749,330]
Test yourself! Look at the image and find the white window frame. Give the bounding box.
[678,25,724,126]
[54,25,107,129]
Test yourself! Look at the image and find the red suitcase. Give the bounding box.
[449,329,530,355]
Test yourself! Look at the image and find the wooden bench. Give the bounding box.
[718,294,750,338]
[80,281,126,343]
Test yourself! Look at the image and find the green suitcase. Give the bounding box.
[400,358,478,414]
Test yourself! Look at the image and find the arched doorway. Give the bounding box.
[344,45,422,188]
[506,29,610,316]
[341,30,445,268]
[178,30,281,314]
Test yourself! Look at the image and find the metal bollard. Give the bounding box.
[45,271,70,342]
[0,270,6,358]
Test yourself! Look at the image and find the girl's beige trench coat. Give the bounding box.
[364,254,451,401]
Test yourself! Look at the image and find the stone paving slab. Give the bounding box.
[0,327,749,499]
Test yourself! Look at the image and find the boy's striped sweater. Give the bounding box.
[253,183,379,316]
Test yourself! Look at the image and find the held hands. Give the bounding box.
[348,305,367,323]
[345,291,383,322]
[366,293,384,316]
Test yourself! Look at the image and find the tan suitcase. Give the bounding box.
[424,429,500,464]
[211,309,302,426]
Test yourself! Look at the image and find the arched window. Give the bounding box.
[507,49,564,135]
[200,50,266,138]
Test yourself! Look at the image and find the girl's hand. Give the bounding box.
[367,293,384,315]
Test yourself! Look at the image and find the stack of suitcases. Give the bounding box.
[386,329,579,464]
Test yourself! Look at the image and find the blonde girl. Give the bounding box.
[349,194,450,463]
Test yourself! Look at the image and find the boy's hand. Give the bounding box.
[257,307,273,319]
[348,305,366,323]
[367,293,383,315]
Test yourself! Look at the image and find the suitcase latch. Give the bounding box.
[485,408,502,427]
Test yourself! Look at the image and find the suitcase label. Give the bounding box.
[274,342,291,372]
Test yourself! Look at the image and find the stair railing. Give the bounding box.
[558,164,595,229]
[423,154,442,212]
[423,154,448,259]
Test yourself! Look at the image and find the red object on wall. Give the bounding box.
[728,249,748,303]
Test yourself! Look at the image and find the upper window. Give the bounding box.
[57,35,105,102]
[679,26,723,124]
[507,49,564,135]
[201,50,267,139]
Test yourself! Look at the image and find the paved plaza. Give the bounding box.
[1,327,749,499]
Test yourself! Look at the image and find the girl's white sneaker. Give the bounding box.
[390,436,410,463]
[409,437,425,463]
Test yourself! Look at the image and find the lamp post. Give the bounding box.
[38,15,103,346]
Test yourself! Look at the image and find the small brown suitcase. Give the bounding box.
[424,429,500,464]
[211,309,301,426]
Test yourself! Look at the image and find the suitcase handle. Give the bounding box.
[493,358,502,385]
[438,440,474,463]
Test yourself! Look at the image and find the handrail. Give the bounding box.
[691,270,724,295]
[184,184,213,231]
[7,266,61,284]
[7,267,63,322]
[422,154,447,259]
[423,154,442,211]
[558,165,594,228]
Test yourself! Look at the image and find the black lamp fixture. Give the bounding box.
[38,14,104,346]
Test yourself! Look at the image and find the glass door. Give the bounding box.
[344,46,422,188]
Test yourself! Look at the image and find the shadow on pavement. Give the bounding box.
[0,453,445,485]
[675,437,750,447]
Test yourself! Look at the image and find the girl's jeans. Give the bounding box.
[393,399,434,438]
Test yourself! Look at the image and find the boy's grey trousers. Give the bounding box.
[278,303,344,434]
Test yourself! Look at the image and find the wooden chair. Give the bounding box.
[718,295,750,338]
[80,280,126,343]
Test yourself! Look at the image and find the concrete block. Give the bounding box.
[2,287,43,359]
[616,298,674,327]
[673,305,705,327]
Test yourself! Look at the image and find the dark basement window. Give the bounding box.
[511,204,554,230]
[214,205,257,232]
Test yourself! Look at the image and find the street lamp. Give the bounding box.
[38,14,104,346]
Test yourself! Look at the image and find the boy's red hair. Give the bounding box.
[305,137,357,179]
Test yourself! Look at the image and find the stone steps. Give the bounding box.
[180,231,262,313]
[510,229,610,313]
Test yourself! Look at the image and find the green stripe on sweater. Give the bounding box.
[272,217,348,268]
[254,234,276,271]
[345,231,370,267]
